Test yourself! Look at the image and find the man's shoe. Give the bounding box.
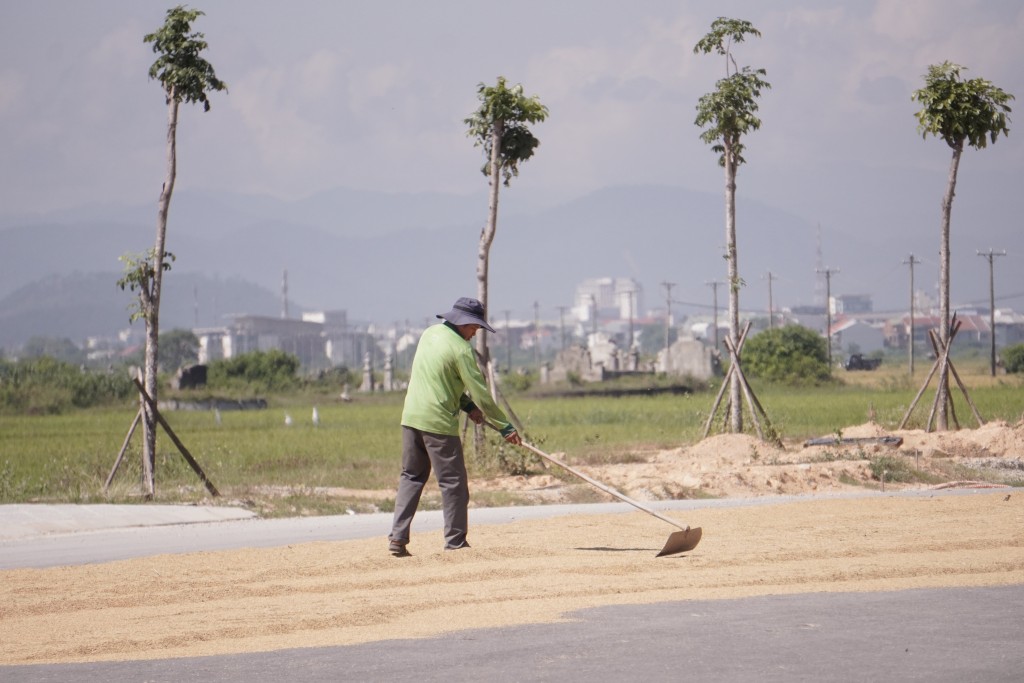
[444,541,471,551]
[389,540,410,557]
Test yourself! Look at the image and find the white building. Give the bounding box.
[573,277,644,324]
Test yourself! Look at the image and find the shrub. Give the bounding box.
[1002,343,1024,374]
[743,325,832,385]
[207,349,300,392]
[869,455,916,483]
[501,371,533,392]
[0,357,134,414]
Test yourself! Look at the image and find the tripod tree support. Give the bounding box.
[702,322,780,446]
[107,378,219,497]
[899,316,984,431]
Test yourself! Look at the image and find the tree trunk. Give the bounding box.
[724,140,742,433]
[142,93,179,494]
[476,120,503,364]
[936,142,962,430]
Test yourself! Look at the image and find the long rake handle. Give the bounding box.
[485,422,687,532]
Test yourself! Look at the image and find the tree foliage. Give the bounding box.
[465,77,548,186]
[116,249,175,322]
[694,68,769,168]
[912,62,1013,151]
[693,17,770,169]
[743,325,831,386]
[144,4,227,110]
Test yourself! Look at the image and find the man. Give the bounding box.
[388,297,521,557]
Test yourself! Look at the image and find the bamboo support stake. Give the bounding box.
[105,408,142,491]
[132,378,219,496]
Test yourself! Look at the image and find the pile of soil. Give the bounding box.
[477,420,1024,502]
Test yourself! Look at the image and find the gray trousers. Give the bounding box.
[389,426,470,549]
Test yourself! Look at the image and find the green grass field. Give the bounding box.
[2,366,1022,514]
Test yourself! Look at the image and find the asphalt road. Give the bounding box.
[2,493,1021,682]
[3,586,1021,682]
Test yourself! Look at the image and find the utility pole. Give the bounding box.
[705,280,723,351]
[816,267,840,371]
[763,271,777,329]
[902,254,920,376]
[589,294,598,336]
[503,309,512,372]
[557,305,569,350]
[661,281,675,372]
[978,249,1006,377]
[627,289,635,350]
[533,301,541,370]
[281,269,289,319]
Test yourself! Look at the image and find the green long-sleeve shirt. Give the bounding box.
[401,322,513,436]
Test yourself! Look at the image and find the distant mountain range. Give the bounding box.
[0,271,286,350]
[1,182,1019,351]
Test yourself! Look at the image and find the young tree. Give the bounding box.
[118,5,226,494]
[912,62,1012,429]
[693,17,770,433]
[464,77,548,365]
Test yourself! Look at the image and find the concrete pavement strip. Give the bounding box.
[0,503,258,541]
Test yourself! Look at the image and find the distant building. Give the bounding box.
[303,310,374,368]
[831,294,872,315]
[884,312,993,351]
[830,317,886,355]
[903,313,991,348]
[995,309,1024,346]
[194,310,373,371]
[573,277,644,324]
[790,304,827,316]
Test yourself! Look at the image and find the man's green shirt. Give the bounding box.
[401,323,512,436]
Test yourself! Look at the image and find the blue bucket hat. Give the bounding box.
[437,297,496,333]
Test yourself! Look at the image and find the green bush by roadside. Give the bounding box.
[1002,343,1024,374]
[742,325,833,385]
[207,349,301,393]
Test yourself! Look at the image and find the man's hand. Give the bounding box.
[504,430,522,446]
[467,407,485,425]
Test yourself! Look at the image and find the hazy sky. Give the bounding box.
[2,1,1022,310]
